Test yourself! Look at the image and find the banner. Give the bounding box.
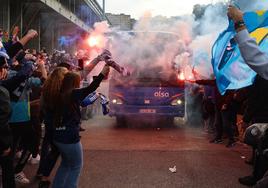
[211,10,268,94]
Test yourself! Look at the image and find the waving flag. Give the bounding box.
[211,10,268,95]
[0,41,9,59]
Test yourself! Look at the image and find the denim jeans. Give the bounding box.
[52,141,83,188]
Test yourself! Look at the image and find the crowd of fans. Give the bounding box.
[1,5,268,188]
[187,6,268,188]
[0,25,111,188]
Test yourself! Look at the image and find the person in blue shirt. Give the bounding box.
[228,6,268,80]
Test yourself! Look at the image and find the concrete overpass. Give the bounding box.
[0,0,109,53]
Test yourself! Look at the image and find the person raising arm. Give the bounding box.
[228,5,268,80]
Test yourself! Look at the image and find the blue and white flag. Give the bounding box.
[211,10,268,94]
[0,41,9,59]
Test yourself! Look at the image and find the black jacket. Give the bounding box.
[243,75,268,123]
[53,73,105,144]
[195,79,234,110]
[0,86,12,154]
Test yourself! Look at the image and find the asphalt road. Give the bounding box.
[18,116,251,188]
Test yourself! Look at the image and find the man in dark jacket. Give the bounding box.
[0,29,38,187]
[195,79,236,147]
[228,5,268,187]
[0,53,15,188]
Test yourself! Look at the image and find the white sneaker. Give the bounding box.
[29,154,40,164]
[15,171,30,184]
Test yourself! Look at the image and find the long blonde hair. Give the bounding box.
[42,67,68,111]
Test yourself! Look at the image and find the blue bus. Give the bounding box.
[106,31,186,126]
[109,66,185,126]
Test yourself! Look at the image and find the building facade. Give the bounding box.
[0,0,108,53]
[106,13,135,30]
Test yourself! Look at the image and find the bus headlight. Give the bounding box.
[112,98,123,105]
[171,99,183,106]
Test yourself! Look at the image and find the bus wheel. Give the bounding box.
[116,116,126,127]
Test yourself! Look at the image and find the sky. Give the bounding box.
[96,0,222,19]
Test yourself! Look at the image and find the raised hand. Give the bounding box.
[26,29,38,39]
[12,26,20,36]
[227,5,243,23]
[0,66,8,80]
[98,49,112,61]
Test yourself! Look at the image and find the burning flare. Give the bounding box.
[87,36,100,47]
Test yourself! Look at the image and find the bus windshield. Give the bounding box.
[111,66,182,87]
[107,31,185,87]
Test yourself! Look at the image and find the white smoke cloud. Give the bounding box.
[85,0,268,83]
[189,3,228,79]
[84,10,218,81]
[106,14,195,80]
[102,4,229,80]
